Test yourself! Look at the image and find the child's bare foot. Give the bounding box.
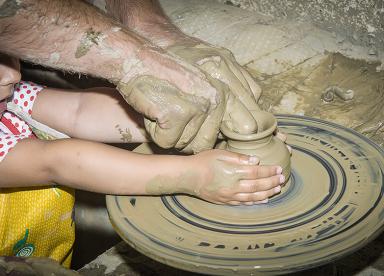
[189,149,284,205]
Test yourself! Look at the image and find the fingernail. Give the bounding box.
[274,186,281,193]
[248,155,259,165]
[279,175,285,184]
[254,198,268,205]
[276,166,283,174]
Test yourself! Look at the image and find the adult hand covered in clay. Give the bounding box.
[118,73,224,152]
[116,45,232,153]
[117,43,260,153]
[103,0,262,146]
[167,42,262,134]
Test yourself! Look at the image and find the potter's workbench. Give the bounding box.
[78,238,384,276]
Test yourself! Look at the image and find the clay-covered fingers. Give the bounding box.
[168,44,261,135]
[180,77,226,153]
[215,48,262,107]
[198,51,259,111]
[117,75,210,148]
[239,66,262,102]
[221,95,257,135]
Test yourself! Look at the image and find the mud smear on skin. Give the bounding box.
[75,28,104,58]
[0,0,20,18]
[115,124,133,143]
[145,171,198,195]
[251,53,384,146]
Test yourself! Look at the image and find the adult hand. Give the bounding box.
[103,0,263,150]
[116,46,230,153]
[167,42,262,135]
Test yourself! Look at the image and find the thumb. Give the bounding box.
[222,96,257,135]
[117,76,194,148]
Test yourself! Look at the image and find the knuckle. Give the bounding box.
[243,193,253,202]
[252,192,268,201]
[251,166,260,178]
[249,182,259,193]
[274,175,282,185]
[247,182,258,193]
[217,189,230,198]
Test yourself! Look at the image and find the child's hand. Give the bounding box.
[190,149,284,205]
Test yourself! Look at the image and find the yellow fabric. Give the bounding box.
[0,185,75,268]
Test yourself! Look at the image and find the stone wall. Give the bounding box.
[214,0,384,53]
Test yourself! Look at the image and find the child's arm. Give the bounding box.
[0,138,283,204]
[32,87,149,143]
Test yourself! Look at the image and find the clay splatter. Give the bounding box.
[115,125,132,143]
[75,28,105,58]
[0,0,20,18]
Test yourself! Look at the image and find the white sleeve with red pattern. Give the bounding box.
[11,81,44,115]
[0,131,30,162]
[0,81,43,162]
[6,81,69,140]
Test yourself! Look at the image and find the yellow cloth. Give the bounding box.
[0,185,75,268]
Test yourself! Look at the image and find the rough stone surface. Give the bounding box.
[214,0,384,52]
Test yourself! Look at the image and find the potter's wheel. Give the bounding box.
[106,115,384,275]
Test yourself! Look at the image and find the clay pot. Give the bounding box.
[219,111,291,184]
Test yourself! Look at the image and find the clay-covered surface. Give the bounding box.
[159,0,384,146]
[214,0,384,53]
[105,115,384,275]
[256,53,384,148]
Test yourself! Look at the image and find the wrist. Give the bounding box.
[136,22,194,48]
[144,155,200,196]
[182,154,205,196]
[127,13,198,48]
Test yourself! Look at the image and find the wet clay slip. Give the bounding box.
[107,115,384,275]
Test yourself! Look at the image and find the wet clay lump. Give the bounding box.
[219,110,291,184]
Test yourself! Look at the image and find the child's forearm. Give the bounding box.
[32,87,149,143]
[0,138,192,195]
[0,138,284,204]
